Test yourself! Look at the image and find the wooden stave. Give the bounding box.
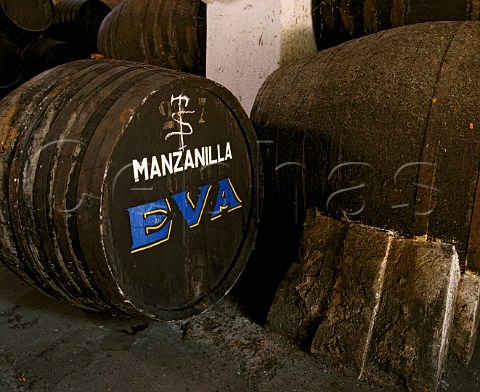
[312,0,479,50]
[97,0,206,76]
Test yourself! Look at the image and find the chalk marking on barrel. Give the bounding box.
[166,93,195,151]
[198,97,207,123]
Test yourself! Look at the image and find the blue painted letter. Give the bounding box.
[210,178,242,220]
[128,199,172,253]
[171,184,212,228]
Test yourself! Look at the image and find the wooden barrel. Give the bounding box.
[47,0,112,51]
[312,0,480,49]
[22,37,90,79]
[97,0,206,76]
[251,21,480,272]
[0,59,262,320]
[0,33,23,89]
[99,0,123,9]
[0,0,54,43]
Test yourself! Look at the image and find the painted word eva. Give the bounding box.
[127,178,242,253]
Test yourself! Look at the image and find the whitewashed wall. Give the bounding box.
[206,0,317,115]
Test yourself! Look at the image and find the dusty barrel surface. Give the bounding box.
[312,0,480,49]
[0,59,261,320]
[97,0,206,75]
[48,0,112,51]
[0,0,55,42]
[251,21,480,271]
[0,33,23,89]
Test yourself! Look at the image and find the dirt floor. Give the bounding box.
[0,263,479,391]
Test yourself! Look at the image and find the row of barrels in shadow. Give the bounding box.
[312,0,480,49]
[0,36,92,99]
[0,0,113,98]
[0,59,262,320]
[0,33,23,89]
[96,0,480,70]
[97,0,207,76]
[0,0,111,48]
[0,0,55,46]
[251,21,480,273]
[48,0,112,52]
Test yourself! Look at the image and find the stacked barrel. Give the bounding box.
[0,33,23,91]
[312,0,480,49]
[97,0,206,75]
[0,0,53,95]
[0,0,114,98]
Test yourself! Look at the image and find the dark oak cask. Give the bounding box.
[22,37,90,79]
[0,0,54,44]
[48,0,112,52]
[251,21,480,272]
[97,0,206,76]
[0,59,262,319]
[313,0,480,49]
[0,33,23,89]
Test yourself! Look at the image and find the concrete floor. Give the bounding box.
[0,263,479,391]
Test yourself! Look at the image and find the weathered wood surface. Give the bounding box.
[312,0,480,49]
[97,0,206,75]
[268,210,461,391]
[252,21,480,271]
[0,0,54,44]
[449,271,480,366]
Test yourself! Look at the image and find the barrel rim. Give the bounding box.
[87,67,263,320]
[0,0,55,33]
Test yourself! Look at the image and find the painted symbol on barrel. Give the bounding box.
[127,92,243,254]
[165,93,195,151]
